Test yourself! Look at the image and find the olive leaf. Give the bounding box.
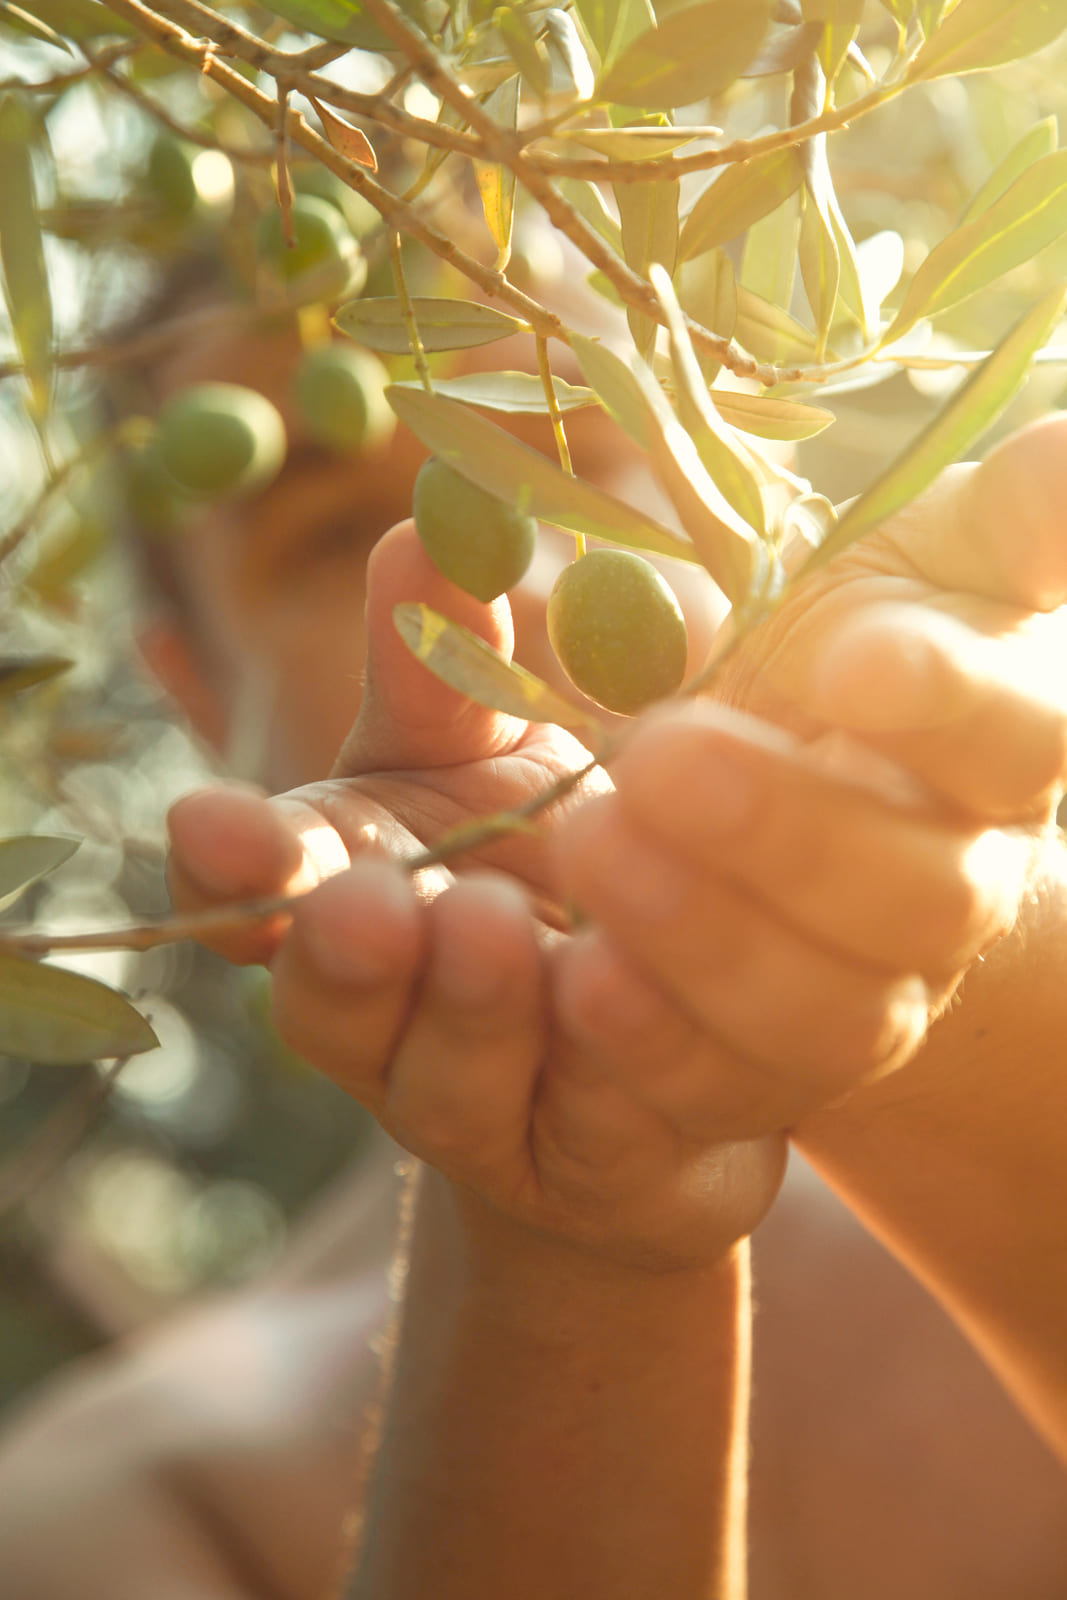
[0,836,79,913]
[393,602,605,740]
[800,0,865,85]
[386,384,699,565]
[0,95,53,418]
[554,125,717,159]
[570,334,759,602]
[495,6,551,98]
[909,0,1067,80]
[800,284,1067,574]
[675,247,737,383]
[711,390,833,441]
[679,148,804,264]
[734,281,819,365]
[0,655,74,698]
[615,176,679,360]
[394,372,595,413]
[557,177,623,254]
[474,77,520,271]
[334,297,528,352]
[961,115,1059,222]
[598,0,774,109]
[10,0,133,39]
[543,9,596,99]
[0,953,158,1065]
[0,1,74,50]
[574,0,655,72]
[308,97,378,171]
[884,150,1067,343]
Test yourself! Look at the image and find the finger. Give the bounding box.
[269,859,426,1105]
[383,876,545,1189]
[333,520,524,780]
[806,603,1067,821]
[605,701,1036,977]
[894,414,1067,612]
[554,793,930,1109]
[166,785,350,964]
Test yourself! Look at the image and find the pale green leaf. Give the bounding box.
[474,77,519,270]
[711,389,833,440]
[543,8,596,98]
[885,150,1067,342]
[616,176,679,359]
[0,655,73,698]
[495,6,551,98]
[393,602,603,737]
[802,285,1067,572]
[0,2,74,50]
[386,384,699,565]
[734,282,818,365]
[800,0,865,84]
[9,0,133,39]
[799,185,841,357]
[909,0,1067,80]
[553,125,717,159]
[679,149,803,263]
[394,372,595,413]
[575,0,655,69]
[676,247,737,382]
[557,177,623,253]
[0,836,79,912]
[739,189,802,327]
[599,0,774,109]
[0,953,158,1065]
[0,95,53,416]
[334,297,528,353]
[961,116,1059,222]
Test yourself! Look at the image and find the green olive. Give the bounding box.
[547,548,688,715]
[157,383,286,500]
[256,194,365,303]
[413,457,537,603]
[293,345,394,456]
[145,135,200,222]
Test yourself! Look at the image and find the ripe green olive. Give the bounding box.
[293,345,394,456]
[547,548,688,715]
[413,456,537,603]
[256,194,365,303]
[157,382,286,500]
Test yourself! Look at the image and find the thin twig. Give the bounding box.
[0,40,139,94]
[89,50,274,162]
[275,82,295,246]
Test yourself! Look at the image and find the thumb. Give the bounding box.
[333,519,527,779]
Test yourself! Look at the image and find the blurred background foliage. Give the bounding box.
[1,0,1067,1412]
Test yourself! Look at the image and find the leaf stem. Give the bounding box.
[390,232,433,393]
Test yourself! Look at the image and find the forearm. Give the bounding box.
[349,1166,750,1600]
[795,833,1067,1457]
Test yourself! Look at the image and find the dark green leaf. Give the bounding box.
[394,372,595,413]
[599,0,774,109]
[11,0,133,39]
[909,0,1067,80]
[0,836,79,911]
[260,0,446,48]
[0,953,158,1065]
[334,297,528,353]
[885,150,1067,342]
[386,384,699,564]
[679,149,803,263]
[0,95,53,416]
[961,115,1059,222]
[802,285,1067,572]
[0,655,73,698]
[393,603,604,737]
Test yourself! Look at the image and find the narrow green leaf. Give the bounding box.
[395,372,595,414]
[799,186,840,357]
[260,0,447,48]
[0,2,74,50]
[878,0,915,20]
[616,176,679,359]
[543,8,596,99]
[386,384,699,565]
[885,150,1067,342]
[393,602,603,737]
[553,125,716,159]
[474,77,519,271]
[800,0,865,84]
[909,0,1067,80]
[679,149,803,263]
[557,177,623,254]
[575,0,655,69]
[334,297,528,353]
[599,0,774,109]
[739,188,802,326]
[0,953,158,1065]
[802,286,1067,573]
[495,6,551,98]
[570,334,759,601]
[676,247,737,382]
[650,265,767,534]
[734,282,818,365]
[961,116,1059,222]
[0,836,79,912]
[11,0,133,40]
[0,95,53,417]
[0,655,74,698]
[711,389,834,440]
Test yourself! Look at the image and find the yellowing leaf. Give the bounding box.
[474,77,519,270]
[308,96,378,170]
[802,286,1067,573]
[885,150,1067,341]
[393,602,604,738]
[909,0,1067,80]
[599,0,774,109]
[0,835,79,912]
[0,953,158,1065]
[334,296,527,352]
[387,384,699,564]
[679,149,804,263]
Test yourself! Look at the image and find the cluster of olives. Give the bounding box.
[412,457,688,716]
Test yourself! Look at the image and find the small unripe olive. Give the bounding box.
[256,194,365,302]
[547,548,688,715]
[293,345,394,456]
[145,135,199,221]
[413,456,537,603]
[157,383,286,500]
